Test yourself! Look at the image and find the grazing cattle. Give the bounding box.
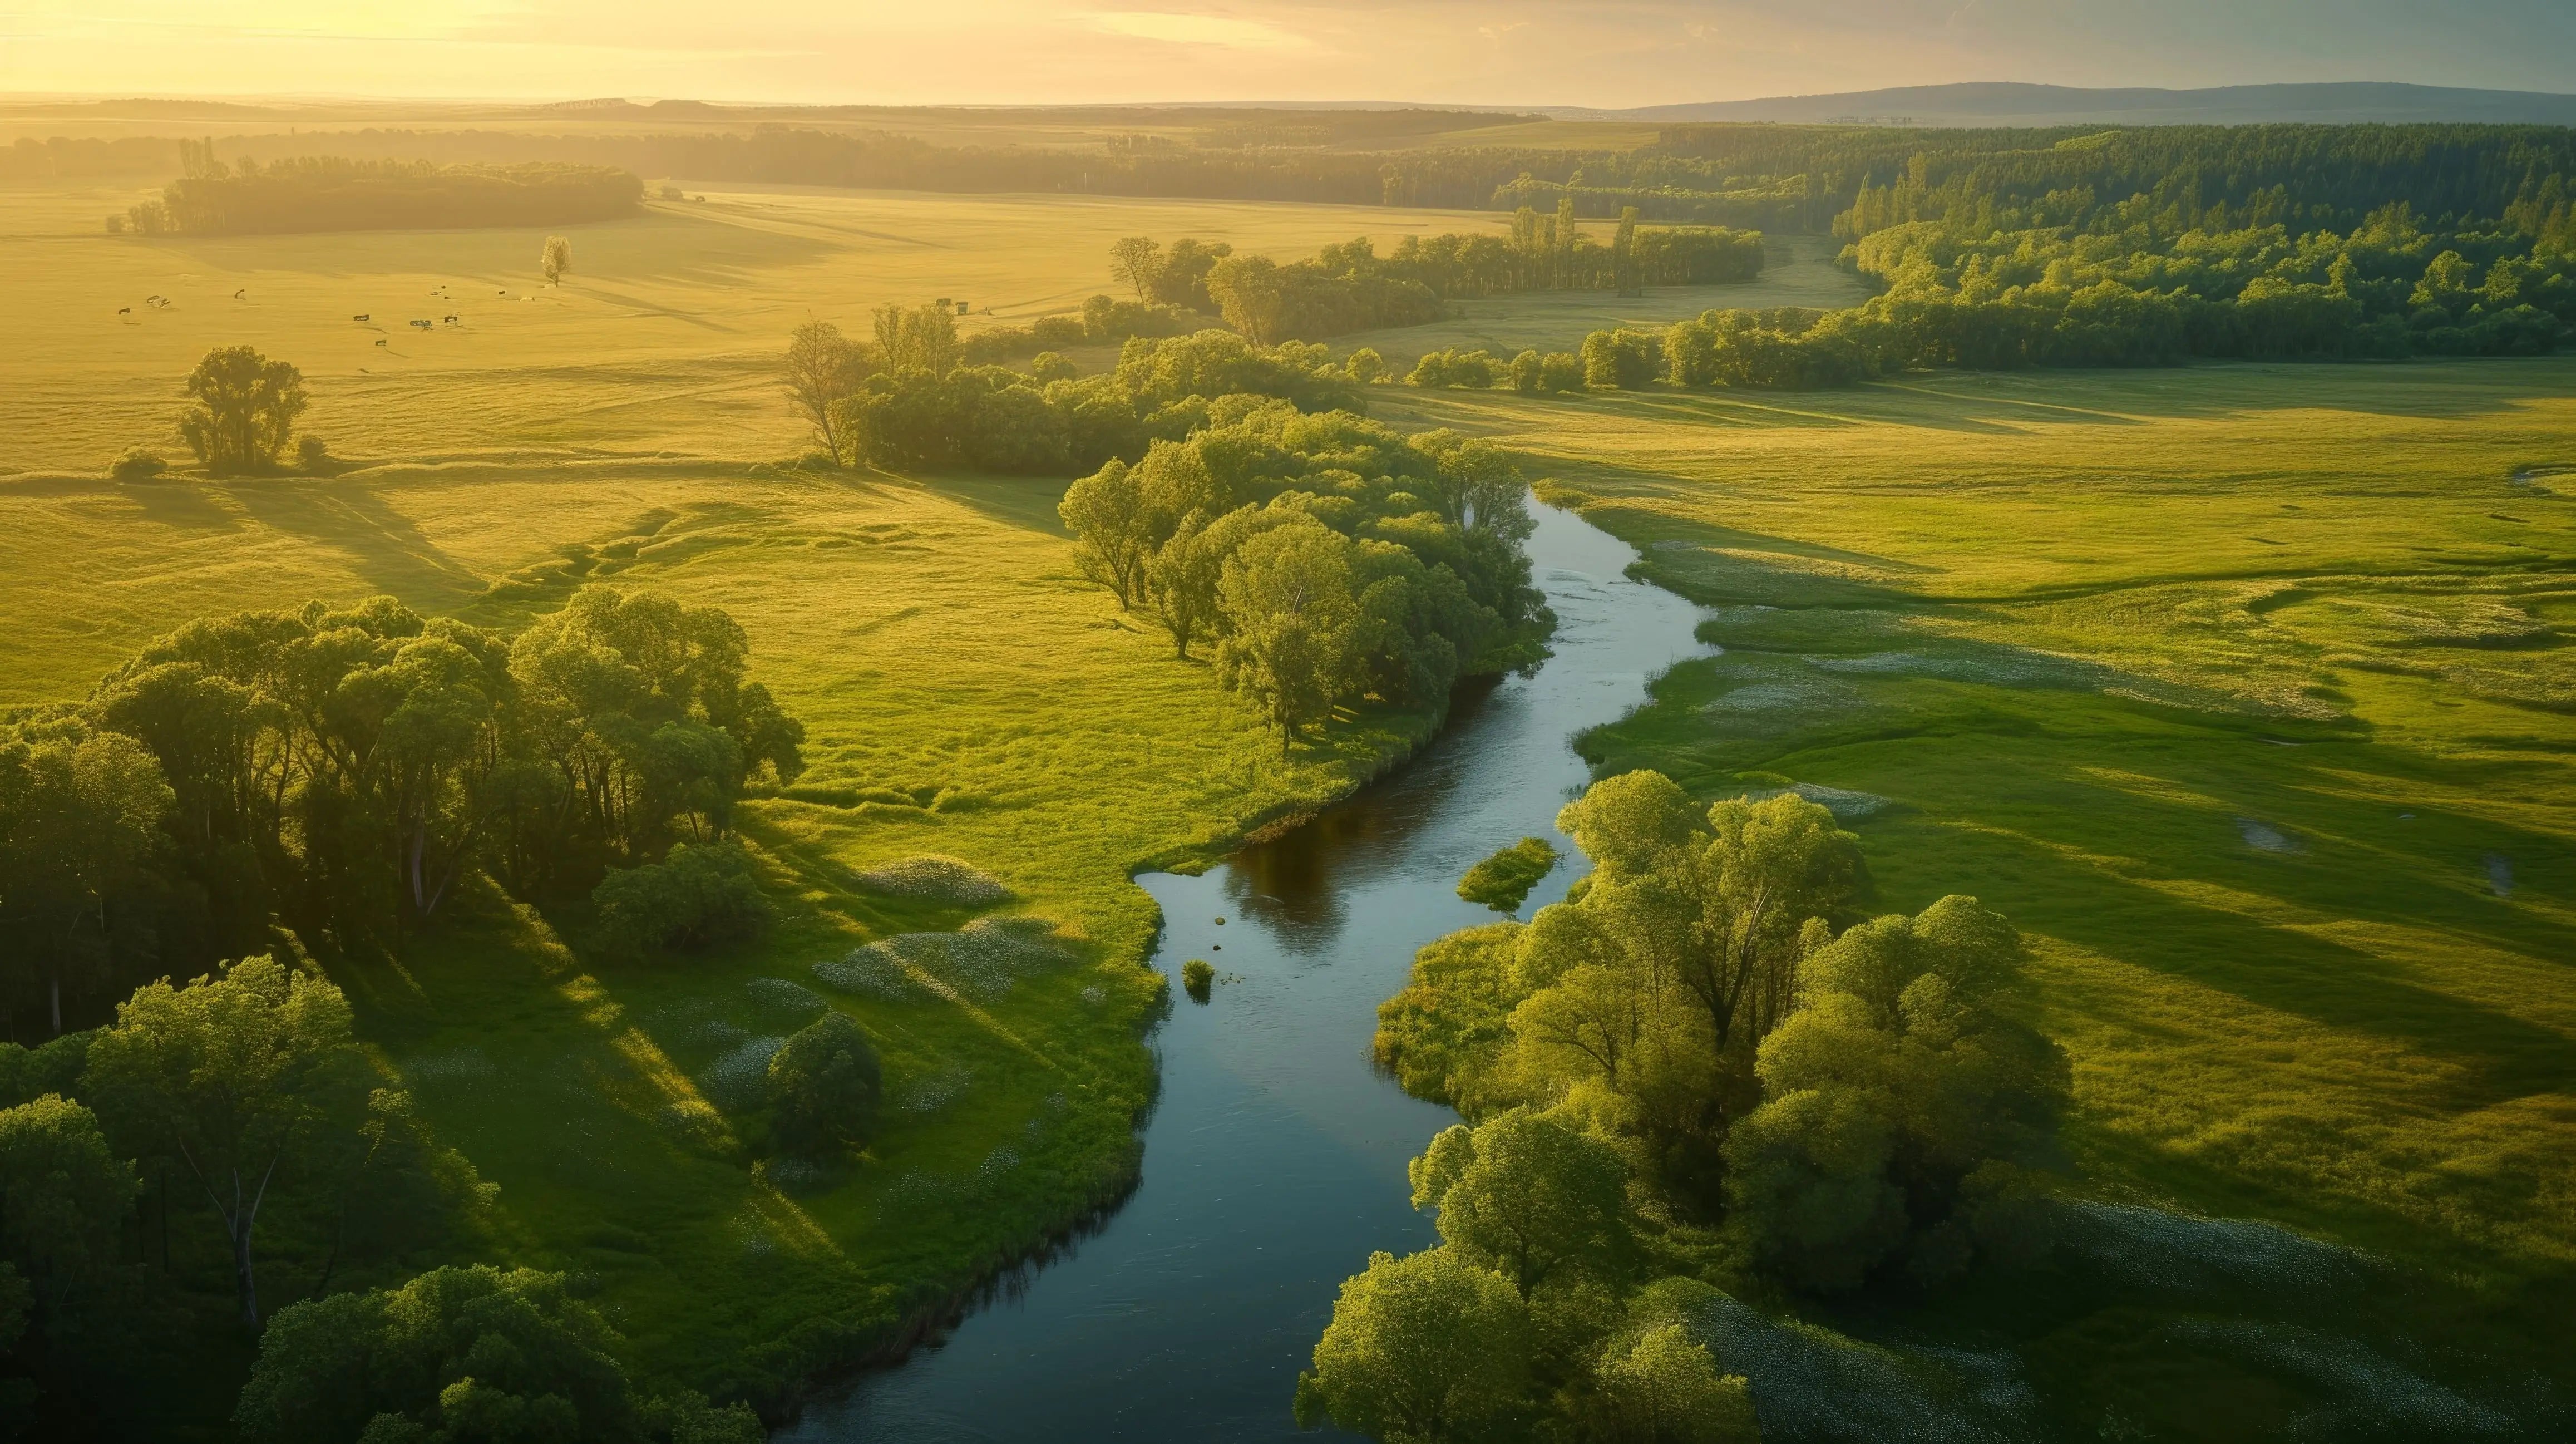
[443,315,460,324]
[409,319,432,329]
[117,306,131,315]
[375,338,388,348]
[234,289,246,300]
[353,313,371,322]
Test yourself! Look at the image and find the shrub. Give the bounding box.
[1345,347,1386,383]
[109,446,168,482]
[1457,837,1558,911]
[295,436,333,474]
[1181,958,1215,1000]
[766,1012,883,1159]
[592,841,770,955]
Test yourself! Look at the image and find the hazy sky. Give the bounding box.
[4,0,2572,108]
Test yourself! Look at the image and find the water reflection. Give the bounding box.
[785,499,1715,1443]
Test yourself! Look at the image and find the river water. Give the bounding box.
[784,500,1716,1442]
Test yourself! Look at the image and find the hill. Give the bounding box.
[1566,80,2576,127]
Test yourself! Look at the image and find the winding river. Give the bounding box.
[784,499,1715,1441]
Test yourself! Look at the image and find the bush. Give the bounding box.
[295,436,333,474]
[109,446,168,482]
[1581,328,1664,389]
[1181,958,1215,1000]
[1457,837,1558,911]
[766,1012,882,1159]
[591,841,770,955]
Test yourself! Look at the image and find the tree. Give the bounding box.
[1059,460,1157,611]
[1409,1109,1631,1295]
[1214,518,1360,755]
[0,723,173,1034]
[782,321,874,466]
[541,235,573,285]
[592,841,771,955]
[872,302,959,378]
[1146,510,1226,659]
[1594,1322,1759,1444]
[0,1095,140,1309]
[234,1265,676,1443]
[1206,253,1287,345]
[1294,1246,1530,1443]
[178,345,308,474]
[81,954,370,1325]
[1108,235,1164,303]
[766,1012,882,1159]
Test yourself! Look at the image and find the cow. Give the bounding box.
[376,338,388,348]
[117,306,131,316]
[443,315,460,324]
[409,319,432,329]
[353,314,372,322]
[233,289,246,300]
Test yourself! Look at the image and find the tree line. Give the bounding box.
[1578,195,2574,391]
[115,146,641,235]
[783,305,1373,475]
[1056,406,1552,752]
[1298,773,2070,1442]
[0,584,805,1039]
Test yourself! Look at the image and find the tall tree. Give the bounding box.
[82,954,371,1325]
[782,321,874,466]
[0,1094,140,1311]
[1205,253,1287,346]
[1108,235,1164,303]
[541,234,573,285]
[0,724,172,1034]
[1213,518,1360,754]
[177,346,307,475]
[1058,460,1158,612]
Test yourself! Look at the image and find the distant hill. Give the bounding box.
[1559,81,2576,127]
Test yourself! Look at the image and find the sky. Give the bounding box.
[2,0,2572,109]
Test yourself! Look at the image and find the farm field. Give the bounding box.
[1380,360,2576,1416]
[0,183,1838,475]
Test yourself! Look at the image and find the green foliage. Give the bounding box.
[0,1034,90,1111]
[592,841,771,957]
[1374,924,1523,1110]
[0,718,170,1033]
[1592,1319,1760,1444]
[764,1012,882,1160]
[81,953,371,1324]
[178,345,307,474]
[1410,1110,1632,1295]
[541,234,573,284]
[1180,959,1215,1000]
[233,1264,738,1444]
[1457,837,1558,911]
[0,1093,139,1305]
[1581,329,1664,390]
[1725,897,2070,1289]
[781,320,876,467]
[1294,1246,1531,1443]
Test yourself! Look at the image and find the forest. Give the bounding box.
[114,142,643,235]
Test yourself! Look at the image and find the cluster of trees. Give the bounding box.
[1582,200,2574,391]
[1406,348,1585,395]
[1118,222,1764,344]
[0,954,505,1431]
[0,585,805,1039]
[1057,407,1550,750]
[1306,774,2070,1442]
[786,314,1370,474]
[118,144,640,235]
[957,293,1201,366]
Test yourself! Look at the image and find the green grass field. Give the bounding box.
[1380,361,2576,1318]
[0,183,1843,476]
[0,452,1463,1419]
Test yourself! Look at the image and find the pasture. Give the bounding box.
[0,183,1844,475]
[1384,361,2576,1416]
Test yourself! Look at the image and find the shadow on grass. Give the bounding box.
[223,479,488,607]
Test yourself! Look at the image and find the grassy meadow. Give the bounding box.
[1380,361,2576,1409]
[0,183,1844,475]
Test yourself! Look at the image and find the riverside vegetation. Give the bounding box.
[3,103,2573,1442]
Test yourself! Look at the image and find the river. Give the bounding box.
[782,498,1716,1442]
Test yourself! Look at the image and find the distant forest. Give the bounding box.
[25,121,2576,240]
[116,144,642,235]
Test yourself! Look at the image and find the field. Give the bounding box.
[0,183,1843,476]
[1382,361,2576,1426]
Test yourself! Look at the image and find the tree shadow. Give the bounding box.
[221,480,488,608]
